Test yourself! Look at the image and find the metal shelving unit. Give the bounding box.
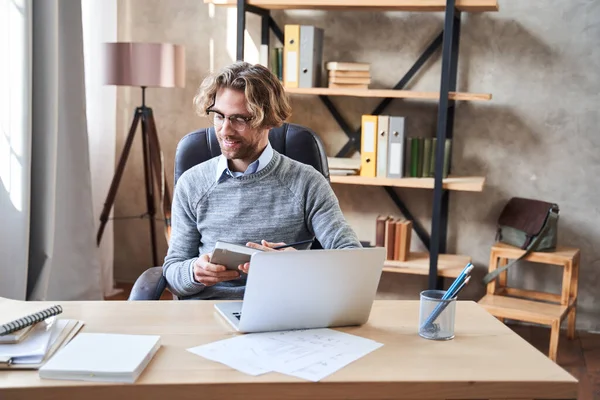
[208,0,497,290]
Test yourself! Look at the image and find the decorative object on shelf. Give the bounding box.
[97,42,185,266]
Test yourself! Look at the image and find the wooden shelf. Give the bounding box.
[286,87,492,102]
[204,0,499,12]
[383,252,471,278]
[330,175,485,192]
[478,294,569,325]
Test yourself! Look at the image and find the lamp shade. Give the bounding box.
[102,42,185,88]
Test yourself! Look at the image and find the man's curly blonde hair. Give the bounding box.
[193,62,292,130]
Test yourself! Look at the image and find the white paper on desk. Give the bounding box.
[287,340,384,382]
[188,332,333,376]
[265,329,384,381]
[188,337,270,376]
[188,328,383,381]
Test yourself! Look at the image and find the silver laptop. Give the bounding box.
[214,247,386,333]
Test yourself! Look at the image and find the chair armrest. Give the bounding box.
[128,267,167,300]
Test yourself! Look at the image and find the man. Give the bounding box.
[163,61,361,300]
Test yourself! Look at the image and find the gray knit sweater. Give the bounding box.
[162,150,361,300]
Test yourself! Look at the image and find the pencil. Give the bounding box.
[272,239,314,250]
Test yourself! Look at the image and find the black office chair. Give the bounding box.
[128,123,329,300]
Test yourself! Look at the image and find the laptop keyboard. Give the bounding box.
[233,312,242,320]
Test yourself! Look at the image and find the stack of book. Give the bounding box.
[0,299,84,370]
[327,157,360,176]
[375,216,412,261]
[326,62,371,89]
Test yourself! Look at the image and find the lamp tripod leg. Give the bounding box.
[140,108,159,267]
[144,108,172,243]
[97,109,142,246]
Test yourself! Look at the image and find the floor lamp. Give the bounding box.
[97,42,185,266]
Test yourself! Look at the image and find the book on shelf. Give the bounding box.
[410,137,423,177]
[326,62,370,71]
[329,70,370,78]
[328,76,371,85]
[329,169,358,176]
[327,156,360,170]
[269,47,283,81]
[328,83,369,89]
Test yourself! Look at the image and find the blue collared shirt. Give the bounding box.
[214,142,274,183]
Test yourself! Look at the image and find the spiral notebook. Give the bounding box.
[0,298,63,340]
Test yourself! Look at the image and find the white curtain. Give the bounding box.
[0,0,31,300]
[0,0,103,301]
[81,0,120,298]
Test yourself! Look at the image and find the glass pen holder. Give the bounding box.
[418,289,456,340]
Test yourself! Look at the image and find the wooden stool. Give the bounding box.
[478,242,580,362]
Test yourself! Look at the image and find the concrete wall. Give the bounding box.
[114,0,600,331]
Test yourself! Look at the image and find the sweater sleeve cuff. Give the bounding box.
[183,257,204,290]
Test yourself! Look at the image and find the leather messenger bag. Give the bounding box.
[482,197,559,285]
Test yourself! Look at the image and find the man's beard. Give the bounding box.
[218,135,258,160]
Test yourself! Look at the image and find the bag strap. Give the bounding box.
[482,210,558,285]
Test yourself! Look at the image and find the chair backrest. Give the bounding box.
[173,122,329,249]
[174,123,329,186]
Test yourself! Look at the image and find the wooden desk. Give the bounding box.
[0,300,577,400]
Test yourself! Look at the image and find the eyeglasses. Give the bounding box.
[206,109,253,132]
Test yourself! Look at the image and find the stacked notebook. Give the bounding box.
[326,62,371,89]
[0,297,161,382]
[0,298,84,369]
